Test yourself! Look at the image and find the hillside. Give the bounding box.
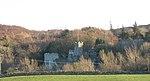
[112,24,150,38]
[0,24,62,43]
[0,24,150,73]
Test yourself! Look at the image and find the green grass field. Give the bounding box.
[0,74,150,81]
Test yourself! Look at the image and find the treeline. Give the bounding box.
[0,24,150,73]
[113,22,150,41]
[0,24,62,73]
[63,42,150,72]
[0,25,117,73]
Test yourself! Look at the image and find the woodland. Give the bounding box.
[0,23,150,73]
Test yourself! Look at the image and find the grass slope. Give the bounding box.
[0,74,150,81]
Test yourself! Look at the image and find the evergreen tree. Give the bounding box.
[133,21,137,27]
[144,31,150,42]
[2,35,10,47]
[95,38,105,46]
[132,21,143,39]
[120,27,129,39]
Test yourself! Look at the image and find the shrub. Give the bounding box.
[63,56,95,72]
[99,50,122,72]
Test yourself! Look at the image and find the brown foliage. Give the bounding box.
[64,56,95,72]
[99,50,121,72]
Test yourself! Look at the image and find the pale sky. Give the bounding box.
[0,0,150,30]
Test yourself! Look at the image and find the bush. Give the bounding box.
[99,50,122,72]
[63,56,95,72]
[6,67,15,74]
